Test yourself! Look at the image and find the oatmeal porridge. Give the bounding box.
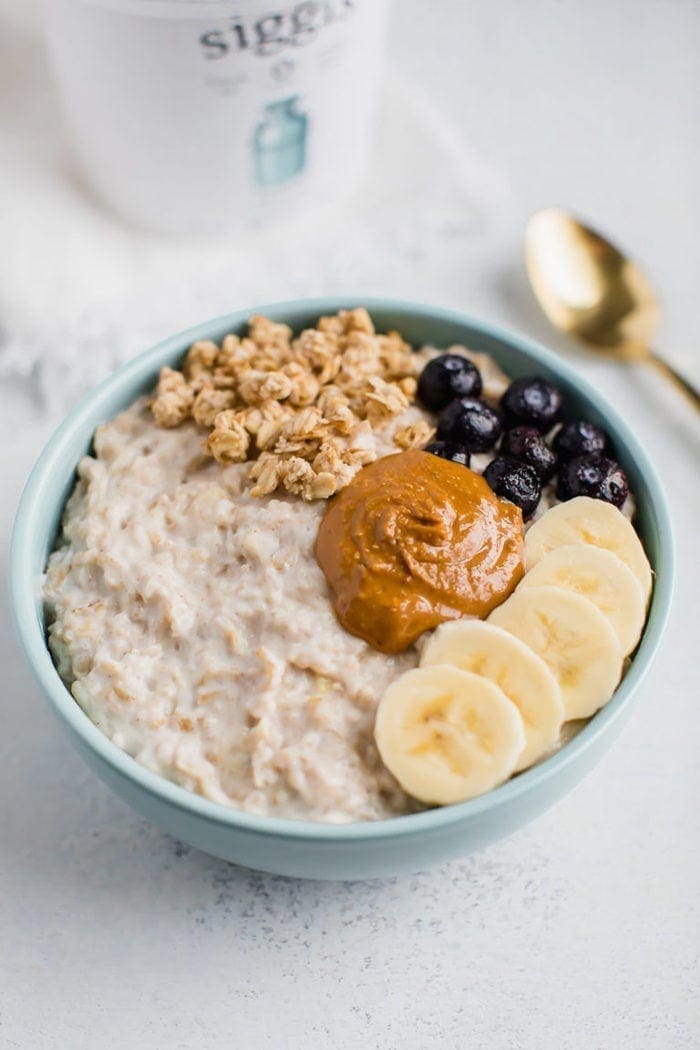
[45,308,651,821]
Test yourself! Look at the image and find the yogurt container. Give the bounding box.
[43,0,390,235]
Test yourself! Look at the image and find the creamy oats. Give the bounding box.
[44,400,440,822]
[44,329,512,821]
[44,312,637,823]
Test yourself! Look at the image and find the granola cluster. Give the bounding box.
[150,308,435,500]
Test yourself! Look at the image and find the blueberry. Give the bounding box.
[436,397,503,453]
[500,426,558,483]
[483,456,541,520]
[424,440,471,467]
[556,453,629,508]
[501,376,563,432]
[553,420,611,461]
[417,354,482,412]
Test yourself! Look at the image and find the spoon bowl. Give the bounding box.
[526,208,699,407]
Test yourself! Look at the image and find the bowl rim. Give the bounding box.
[9,297,675,843]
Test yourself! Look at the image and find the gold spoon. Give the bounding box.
[525,208,700,411]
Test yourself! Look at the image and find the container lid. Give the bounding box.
[74,0,280,19]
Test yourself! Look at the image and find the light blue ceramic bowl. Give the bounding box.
[10,299,674,880]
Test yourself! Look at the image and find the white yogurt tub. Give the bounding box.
[42,0,390,234]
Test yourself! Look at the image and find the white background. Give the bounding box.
[1,2,698,1047]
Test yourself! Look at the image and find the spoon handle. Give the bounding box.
[646,351,700,413]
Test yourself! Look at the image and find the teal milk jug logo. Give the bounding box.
[254,96,308,187]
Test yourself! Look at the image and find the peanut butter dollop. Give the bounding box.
[315,450,524,653]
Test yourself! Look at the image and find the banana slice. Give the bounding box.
[374,666,525,805]
[518,544,646,655]
[421,620,564,772]
[488,585,623,720]
[524,497,652,603]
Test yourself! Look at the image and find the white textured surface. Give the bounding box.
[1,1,699,1047]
